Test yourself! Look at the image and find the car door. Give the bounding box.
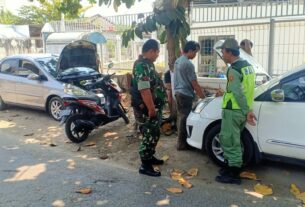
[0,59,19,103]
[15,60,45,108]
[257,71,305,160]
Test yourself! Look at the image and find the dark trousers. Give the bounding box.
[175,92,193,149]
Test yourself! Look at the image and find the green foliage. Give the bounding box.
[122,5,190,47]
[18,0,94,25]
[0,10,24,25]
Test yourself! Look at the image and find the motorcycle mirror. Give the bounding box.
[107,61,114,74]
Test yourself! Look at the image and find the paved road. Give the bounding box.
[0,131,303,207]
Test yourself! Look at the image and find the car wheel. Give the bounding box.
[0,96,6,110]
[48,96,64,121]
[205,124,254,167]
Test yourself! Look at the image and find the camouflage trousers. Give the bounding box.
[139,112,162,160]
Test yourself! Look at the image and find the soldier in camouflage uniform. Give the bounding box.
[130,39,166,177]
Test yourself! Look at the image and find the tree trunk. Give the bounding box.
[166,27,177,71]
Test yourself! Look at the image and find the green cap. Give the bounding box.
[216,38,240,50]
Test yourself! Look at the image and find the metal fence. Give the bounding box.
[0,38,43,59]
[190,17,305,76]
[191,0,305,23]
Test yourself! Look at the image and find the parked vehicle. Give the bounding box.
[60,68,129,143]
[187,64,305,167]
[0,40,102,121]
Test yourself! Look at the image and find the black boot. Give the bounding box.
[149,156,164,165]
[215,167,241,185]
[218,160,229,175]
[139,160,161,177]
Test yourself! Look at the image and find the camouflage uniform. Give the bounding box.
[131,59,166,161]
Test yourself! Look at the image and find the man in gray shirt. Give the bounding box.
[174,41,205,150]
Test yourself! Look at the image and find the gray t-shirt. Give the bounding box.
[174,55,197,98]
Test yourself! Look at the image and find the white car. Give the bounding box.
[187,64,305,166]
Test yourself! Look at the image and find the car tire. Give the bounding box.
[205,124,254,167]
[48,96,64,121]
[0,96,6,110]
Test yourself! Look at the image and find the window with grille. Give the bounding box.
[198,35,234,77]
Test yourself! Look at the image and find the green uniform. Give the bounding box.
[220,59,255,167]
[132,59,166,161]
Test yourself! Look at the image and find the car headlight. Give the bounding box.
[63,84,90,96]
[193,97,214,113]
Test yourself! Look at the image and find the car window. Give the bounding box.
[0,59,19,75]
[36,57,58,78]
[16,60,40,77]
[281,76,305,102]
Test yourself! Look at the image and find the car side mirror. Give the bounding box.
[27,74,40,81]
[271,89,285,102]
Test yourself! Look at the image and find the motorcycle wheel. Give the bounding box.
[118,104,130,124]
[65,114,90,143]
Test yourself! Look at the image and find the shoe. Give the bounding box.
[218,167,230,176]
[139,164,161,177]
[215,167,241,185]
[149,156,164,165]
[215,174,241,185]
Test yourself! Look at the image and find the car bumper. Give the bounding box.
[186,111,214,150]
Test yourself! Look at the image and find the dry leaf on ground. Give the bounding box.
[85,142,96,147]
[178,178,193,189]
[187,168,198,177]
[290,184,301,196]
[75,188,92,194]
[170,169,184,181]
[240,171,258,180]
[296,192,305,204]
[161,155,169,162]
[166,187,183,193]
[24,133,34,137]
[254,183,273,196]
[99,155,109,160]
[49,143,57,147]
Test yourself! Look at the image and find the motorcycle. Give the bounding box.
[60,63,129,143]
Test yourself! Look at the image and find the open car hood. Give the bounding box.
[57,40,99,74]
[213,40,270,78]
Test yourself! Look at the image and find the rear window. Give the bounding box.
[0,59,19,75]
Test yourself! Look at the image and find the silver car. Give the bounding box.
[0,40,101,121]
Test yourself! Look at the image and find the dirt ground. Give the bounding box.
[1,99,305,203]
[0,100,215,180]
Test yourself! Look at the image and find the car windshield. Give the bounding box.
[36,56,58,78]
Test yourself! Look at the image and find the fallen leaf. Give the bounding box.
[99,155,109,160]
[178,178,193,189]
[166,187,183,193]
[49,143,57,147]
[161,155,169,162]
[170,169,184,181]
[75,188,92,194]
[254,183,273,196]
[240,171,258,180]
[296,192,305,204]
[290,184,301,197]
[76,146,82,152]
[85,142,96,147]
[24,133,34,137]
[187,168,198,177]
